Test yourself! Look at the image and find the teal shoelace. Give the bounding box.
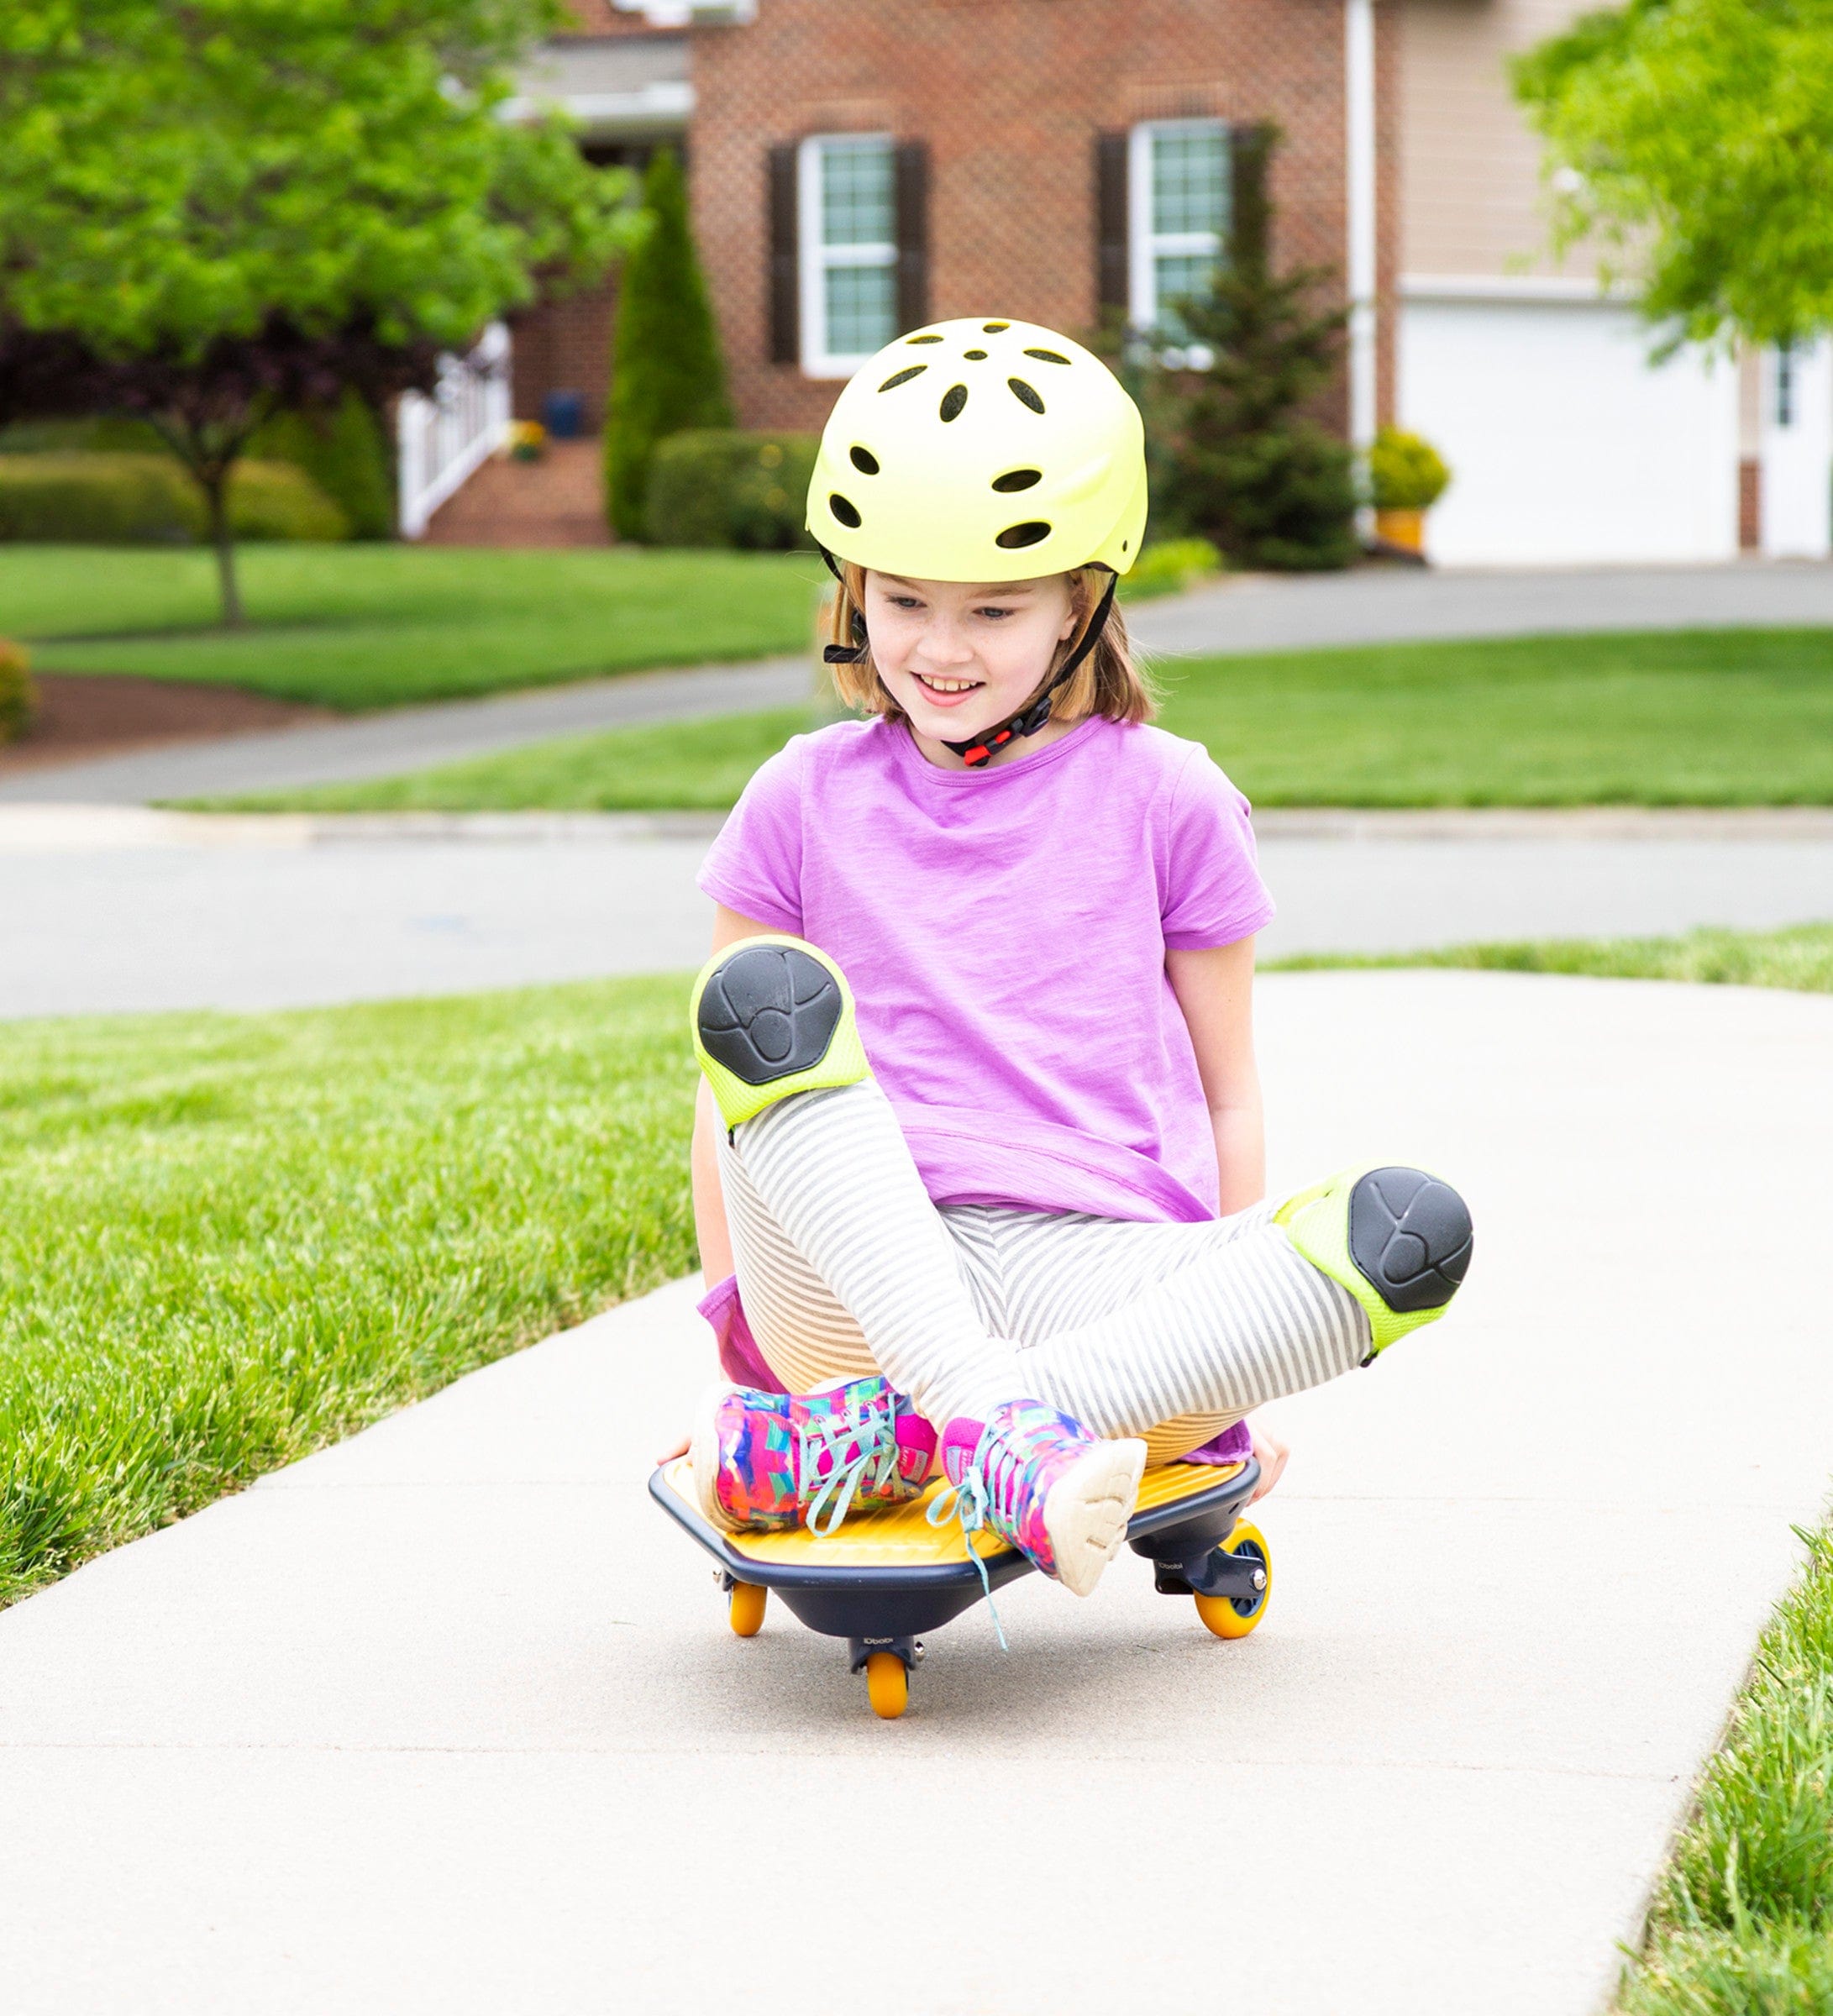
[927,1457,1009,1651]
[798,1399,901,1538]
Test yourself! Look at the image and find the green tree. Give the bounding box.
[1149,255,1358,572]
[0,0,639,622]
[1515,0,1833,350]
[604,146,733,542]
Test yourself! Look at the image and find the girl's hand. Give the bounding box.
[1247,1421,1289,1504]
[656,1431,690,1466]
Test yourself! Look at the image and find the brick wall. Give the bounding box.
[687,0,1394,437]
[512,3,680,429]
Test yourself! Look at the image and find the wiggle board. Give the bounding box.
[650,1454,1271,1715]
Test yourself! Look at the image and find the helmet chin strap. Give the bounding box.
[813,544,1121,770]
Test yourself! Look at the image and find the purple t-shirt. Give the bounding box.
[697,713,1274,1224]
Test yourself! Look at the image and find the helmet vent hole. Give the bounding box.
[995,520,1051,550]
[879,365,927,391]
[849,445,880,475]
[982,321,1010,333]
[906,333,943,344]
[963,349,988,360]
[1007,377,1045,413]
[938,384,969,422]
[828,493,863,529]
[990,468,1042,493]
[1022,347,1071,365]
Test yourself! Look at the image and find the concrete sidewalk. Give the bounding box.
[1,970,1828,2013]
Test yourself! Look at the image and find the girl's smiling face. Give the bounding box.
[862,570,1079,766]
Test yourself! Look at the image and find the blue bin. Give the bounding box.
[542,391,586,441]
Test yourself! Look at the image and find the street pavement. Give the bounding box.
[0,654,814,806]
[1129,554,1833,655]
[2,806,1830,1016]
[1,969,1827,2013]
[8,559,1832,806]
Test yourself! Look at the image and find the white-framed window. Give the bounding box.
[1127,119,1231,336]
[798,134,899,378]
[1775,342,1796,428]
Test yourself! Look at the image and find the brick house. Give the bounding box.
[510,0,1393,443]
[492,0,1830,565]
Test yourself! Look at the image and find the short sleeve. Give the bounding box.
[696,738,807,934]
[1158,746,1275,950]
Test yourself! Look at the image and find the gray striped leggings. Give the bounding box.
[719,1077,1370,1464]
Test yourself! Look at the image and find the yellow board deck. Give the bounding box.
[659,1456,1247,1571]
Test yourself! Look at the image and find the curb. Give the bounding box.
[3,802,1832,853]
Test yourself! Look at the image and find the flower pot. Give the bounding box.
[1374,506,1426,554]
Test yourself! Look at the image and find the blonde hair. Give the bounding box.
[822,561,1157,728]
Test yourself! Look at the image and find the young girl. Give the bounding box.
[680,318,1472,1598]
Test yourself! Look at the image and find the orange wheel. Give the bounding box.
[1195,1520,1272,1641]
[727,1581,767,1637]
[864,1651,909,1719]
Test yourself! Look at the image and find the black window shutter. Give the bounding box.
[894,140,929,333]
[1228,123,1274,276]
[1095,131,1129,320]
[768,143,799,365]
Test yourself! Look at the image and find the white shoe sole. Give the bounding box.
[687,1383,742,1535]
[1041,1436,1148,1597]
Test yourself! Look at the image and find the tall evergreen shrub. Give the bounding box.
[1152,247,1358,571]
[604,147,733,541]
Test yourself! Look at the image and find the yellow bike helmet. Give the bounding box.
[806,317,1147,582]
[808,317,1148,767]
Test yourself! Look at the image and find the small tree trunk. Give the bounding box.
[201,467,244,628]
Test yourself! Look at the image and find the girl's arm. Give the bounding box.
[689,905,783,1289]
[1167,935,1287,1504]
[664,906,781,1463]
[1165,935,1264,1216]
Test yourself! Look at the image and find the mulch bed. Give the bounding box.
[0,673,331,774]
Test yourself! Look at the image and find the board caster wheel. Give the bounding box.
[1194,1520,1271,1640]
[864,1651,909,1719]
[727,1580,768,1638]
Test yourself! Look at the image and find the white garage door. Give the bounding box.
[1399,293,1741,568]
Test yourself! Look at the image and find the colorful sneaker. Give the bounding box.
[928,1400,1146,1598]
[689,1375,937,1536]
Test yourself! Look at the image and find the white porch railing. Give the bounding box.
[397,321,512,539]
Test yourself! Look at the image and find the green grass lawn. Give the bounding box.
[189,627,1833,811]
[1268,921,1833,992]
[8,544,826,709]
[0,976,698,1610]
[1615,1525,1833,2014]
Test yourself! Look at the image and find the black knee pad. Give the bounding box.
[696,941,846,1087]
[1348,1168,1473,1313]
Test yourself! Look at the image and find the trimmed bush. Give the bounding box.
[605,146,733,541]
[0,417,163,454]
[0,454,349,544]
[1120,538,1224,600]
[645,430,819,550]
[224,460,351,541]
[251,392,393,538]
[3,400,392,538]
[0,638,34,743]
[1368,426,1452,512]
